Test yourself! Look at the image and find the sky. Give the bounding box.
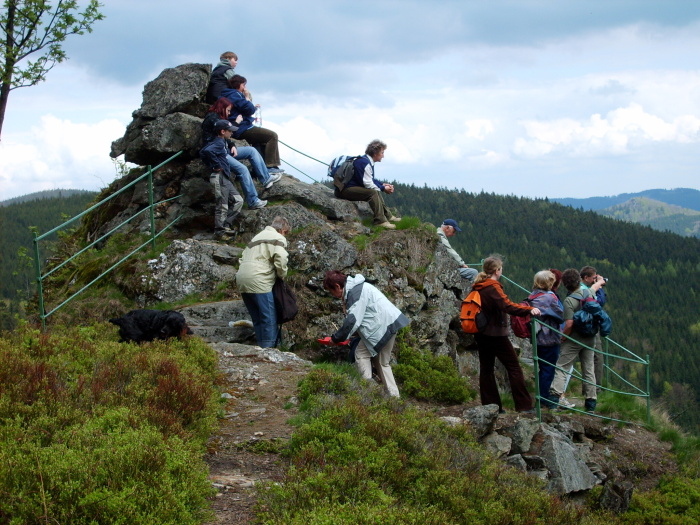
[1,0,700,201]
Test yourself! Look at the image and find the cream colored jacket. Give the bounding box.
[235,226,288,294]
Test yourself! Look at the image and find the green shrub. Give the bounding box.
[257,367,603,525]
[621,475,700,525]
[0,322,218,524]
[393,333,475,404]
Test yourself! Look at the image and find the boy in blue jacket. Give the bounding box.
[200,120,244,239]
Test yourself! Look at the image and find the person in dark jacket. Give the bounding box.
[221,75,283,173]
[202,98,281,209]
[337,139,400,229]
[206,51,239,103]
[471,255,540,413]
[199,119,243,238]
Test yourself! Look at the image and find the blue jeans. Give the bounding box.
[241,292,278,348]
[536,344,560,407]
[235,146,272,186]
[227,155,261,208]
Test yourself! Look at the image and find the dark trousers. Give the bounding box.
[475,334,533,411]
[238,127,280,168]
[338,186,392,224]
[536,344,560,406]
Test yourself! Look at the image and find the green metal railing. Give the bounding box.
[501,274,651,425]
[32,152,184,330]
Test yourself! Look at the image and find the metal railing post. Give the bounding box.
[646,354,651,424]
[148,165,156,251]
[604,337,610,388]
[532,318,541,420]
[32,231,47,331]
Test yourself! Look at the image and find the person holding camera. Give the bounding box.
[580,266,608,392]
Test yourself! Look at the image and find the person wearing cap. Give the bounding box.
[199,119,244,239]
[437,219,478,282]
[338,139,401,229]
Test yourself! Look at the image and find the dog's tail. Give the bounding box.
[109,318,123,327]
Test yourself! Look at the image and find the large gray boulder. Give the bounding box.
[111,63,211,163]
[143,239,240,303]
[527,423,598,494]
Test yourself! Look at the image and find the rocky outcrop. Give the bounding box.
[456,406,601,496]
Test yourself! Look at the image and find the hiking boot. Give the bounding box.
[264,173,282,189]
[214,230,233,240]
[377,221,396,229]
[268,167,284,174]
[388,216,402,223]
[585,398,597,413]
[250,199,268,209]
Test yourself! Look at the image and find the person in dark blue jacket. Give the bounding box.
[200,120,243,238]
[221,75,283,173]
[206,51,238,104]
[580,265,608,391]
[337,139,400,229]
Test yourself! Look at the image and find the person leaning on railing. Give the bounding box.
[471,254,540,414]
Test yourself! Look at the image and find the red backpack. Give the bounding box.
[510,293,544,338]
[460,289,488,334]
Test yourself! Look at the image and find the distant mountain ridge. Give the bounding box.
[551,187,700,212]
[551,188,700,238]
[0,189,96,207]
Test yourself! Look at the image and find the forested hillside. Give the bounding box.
[552,187,700,212]
[389,184,700,431]
[599,197,700,238]
[0,192,97,329]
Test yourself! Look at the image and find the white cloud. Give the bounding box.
[0,116,125,200]
[512,103,700,159]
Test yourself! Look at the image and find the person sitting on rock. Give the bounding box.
[199,119,244,239]
[437,219,478,282]
[235,216,291,348]
[206,51,239,103]
[337,139,401,229]
[221,75,284,174]
[202,97,281,210]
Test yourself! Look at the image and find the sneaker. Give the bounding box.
[559,396,576,409]
[377,221,396,229]
[388,216,402,223]
[268,167,284,174]
[214,230,232,239]
[517,408,536,415]
[264,173,282,189]
[249,199,267,210]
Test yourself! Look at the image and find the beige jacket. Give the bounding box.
[235,226,288,294]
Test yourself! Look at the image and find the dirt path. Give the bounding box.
[203,343,312,525]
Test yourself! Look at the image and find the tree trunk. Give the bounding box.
[0,82,11,140]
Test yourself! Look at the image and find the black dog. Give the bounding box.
[109,309,193,343]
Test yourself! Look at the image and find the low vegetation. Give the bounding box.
[256,365,609,525]
[0,322,220,524]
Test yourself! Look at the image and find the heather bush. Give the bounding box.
[393,331,475,403]
[0,322,218,524]
[257,367,608,525]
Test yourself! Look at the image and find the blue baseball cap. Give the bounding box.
[443,219,461,232]
[214,119,234,132]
